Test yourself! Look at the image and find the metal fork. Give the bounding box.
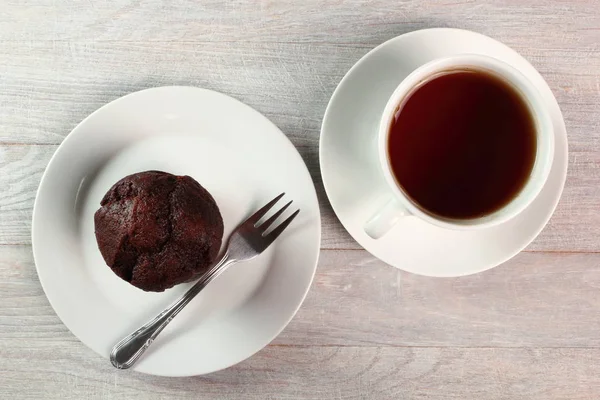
[110,193,299,370]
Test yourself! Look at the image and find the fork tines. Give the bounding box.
[252,193,300,239]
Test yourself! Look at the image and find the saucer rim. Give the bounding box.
[319,28,568,277]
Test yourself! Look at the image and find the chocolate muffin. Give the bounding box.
[94,171,224,292]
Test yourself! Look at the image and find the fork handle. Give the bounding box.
[110,252,235,369]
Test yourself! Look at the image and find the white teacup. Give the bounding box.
[365,54,555,239]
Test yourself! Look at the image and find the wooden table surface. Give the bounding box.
[1,1,599,399]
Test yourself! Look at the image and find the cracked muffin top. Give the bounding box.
[94,171,224,292]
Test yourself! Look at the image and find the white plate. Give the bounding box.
[32,86,321,376]
[320,28,568,277]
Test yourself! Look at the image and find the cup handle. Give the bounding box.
[364,197,410,239]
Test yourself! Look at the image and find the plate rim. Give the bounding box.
[32,85,322,376]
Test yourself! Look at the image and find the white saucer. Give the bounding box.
[320,28,568,277]
[32,86,321,376]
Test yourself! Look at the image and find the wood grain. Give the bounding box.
[1,0,599,398]
[2,116,600,252]
[3,245,600,348]
[0,37,598,251]
[1,0,598,46]
[2,341,600,399]
[2,245,600,398]
[0,146,52,246]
